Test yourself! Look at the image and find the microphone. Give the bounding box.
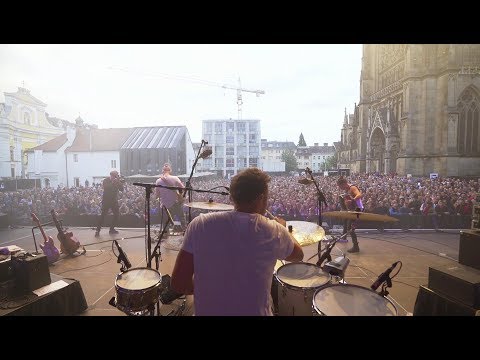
[114,240,131,270]
[298,178,314,185]
[199,149,212,159]
[202,139,208,145]
[370,262,399,291]
[305,167,312,175]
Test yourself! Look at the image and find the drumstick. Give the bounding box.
[265,209,276,219]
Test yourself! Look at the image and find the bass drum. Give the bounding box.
[313,284,397,316]
[275,262,331,316]
[115,267,162,315]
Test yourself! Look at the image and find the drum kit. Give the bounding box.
[271,210,400,316]
[112,196,400,316]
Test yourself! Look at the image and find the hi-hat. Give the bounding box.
[323,211,399,222]
[286,221,325,247]
[184,201,234,211]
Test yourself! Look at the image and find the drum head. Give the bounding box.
[276,262,330,289]
[313,284,397,316]
[116,267,161,290]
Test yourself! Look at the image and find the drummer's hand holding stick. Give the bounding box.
[265,210,286,227]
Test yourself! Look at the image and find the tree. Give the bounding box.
[282,149,298,173]
[324,154,337,171]
[297,133,306,147]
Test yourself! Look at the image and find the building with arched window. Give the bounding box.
[0,87,74,179]
[337,44,480,177]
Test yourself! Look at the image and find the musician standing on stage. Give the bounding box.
[337,177,364,253]
[155,162,187,235]
[95,170,124,237]
[171,167,304,316]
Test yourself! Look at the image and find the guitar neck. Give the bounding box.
[50,210,64,234]
[32,214,48,243]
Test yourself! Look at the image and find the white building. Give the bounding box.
[295,143,336,173]
[201,119,261,177]
[26,125,195,188]
[0,87,70,179]
[260,139,296,172]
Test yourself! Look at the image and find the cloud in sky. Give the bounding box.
[0,44,362,145]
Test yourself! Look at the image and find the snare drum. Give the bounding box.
[275,262,331,316]
[115,267,162,315]
[313,284,397,316]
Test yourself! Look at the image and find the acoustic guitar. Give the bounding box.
[50,209,81,256]
[31,212,60,264]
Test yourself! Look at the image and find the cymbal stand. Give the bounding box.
[183,139,208,223]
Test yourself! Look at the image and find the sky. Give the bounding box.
[0,44,362,145]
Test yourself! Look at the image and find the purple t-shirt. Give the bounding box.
[182,210,294,316]
[155,174,184,208]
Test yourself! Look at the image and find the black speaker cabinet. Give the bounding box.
[459,230,480,270]
[414,285,479,316]
[0,256,14,282]
[428,263,480,308]
[11,253,51,293]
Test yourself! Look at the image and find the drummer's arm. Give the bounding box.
[274,216,303,262]
[285,240,303,262]
[171,249,194,295]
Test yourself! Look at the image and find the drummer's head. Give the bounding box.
[229,168,270,214]
[337,177,349,190]
[162,163,172,174]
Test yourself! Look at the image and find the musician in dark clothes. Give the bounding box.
[95,170,124,236]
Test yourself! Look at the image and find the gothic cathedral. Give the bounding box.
[337,44,480,177]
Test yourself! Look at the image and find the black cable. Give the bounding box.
[364,232,458,250]
[390,261,402,280]
[357,234,458,261]
[56,251,113,275]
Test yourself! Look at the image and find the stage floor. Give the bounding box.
[0,223,462,316]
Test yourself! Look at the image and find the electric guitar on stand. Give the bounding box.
[50,209,81,256]
[31,212,60,264]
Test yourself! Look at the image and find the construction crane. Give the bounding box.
[222,77,265,120]
[107,66,265,120]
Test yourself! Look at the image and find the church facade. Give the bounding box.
[337,44,480,177]
[0,87,72,179]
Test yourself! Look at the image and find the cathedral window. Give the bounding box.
[457,88,480,155]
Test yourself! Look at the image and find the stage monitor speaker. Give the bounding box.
[428,263,480,308]
[11,253,51,293]
[459,230,480,270]
[414,285,478,316]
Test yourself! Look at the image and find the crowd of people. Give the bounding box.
[1,173,478,229]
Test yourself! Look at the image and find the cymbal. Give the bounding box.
[322,211,399,222]
[286,221,326,247]
[184,201,234,211]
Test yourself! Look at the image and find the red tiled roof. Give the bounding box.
[28,133,68,152]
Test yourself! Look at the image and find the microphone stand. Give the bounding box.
[305,167,327,226]
[183,139,208,223]
[306,168,329,264]
[133,182,229,269]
